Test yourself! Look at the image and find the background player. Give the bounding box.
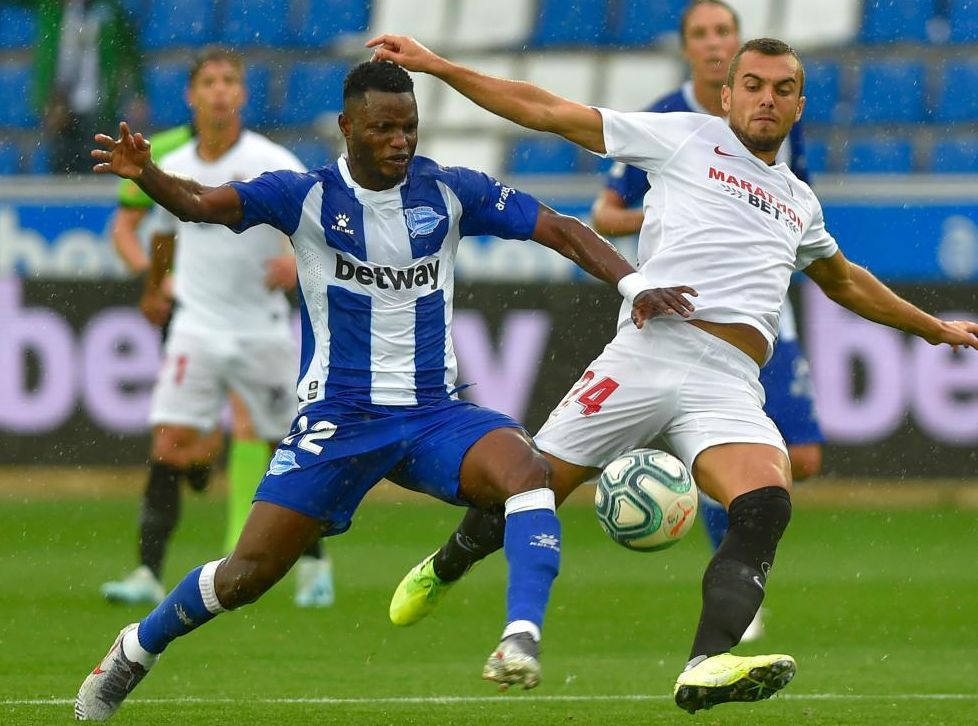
[369,34,978,714]
[76,60,697,721]
[100,46,334,610]
[591,0,824,642]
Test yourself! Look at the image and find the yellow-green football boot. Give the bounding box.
[389,552,455,626]
[673,652,796,714]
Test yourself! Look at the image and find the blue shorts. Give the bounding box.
[254,397,523,535]
[760,338,824,446]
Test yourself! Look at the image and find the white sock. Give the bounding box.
[122,627,158,669]
[502,619,541,642]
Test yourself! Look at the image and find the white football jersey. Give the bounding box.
[155,130,306,335]
[597,109,838,356]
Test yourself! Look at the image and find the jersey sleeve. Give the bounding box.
[595,109,711,172]
[794,197,839,270]
[454,168,540,240]
[227,170,316,235]
[604,161,651,207]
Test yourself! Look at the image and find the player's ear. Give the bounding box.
[794,95,805,122]
[338,112,352,141]
[721,85,731,114]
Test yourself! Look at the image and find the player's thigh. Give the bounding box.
[149,330,228,434]
[227,334,297,441]
[692,442,790,508]
[456,427,549,508]
[534,321,679,471]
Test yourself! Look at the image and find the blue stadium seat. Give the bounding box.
[142,0,217,49]
[609,0,686,47]
[0,142,21,175]
[801,61,841,124]
[278,61,349,126]
[803,138,829,175]
[0,5,36,49]
[936,61,978,121]
[860,0,935,43]
[508,138,582,175]
[222,0,289,47]
[147,63,191,128]
[530,0,612,48]
[288,0,370,47]
[853,61,926,124]
[242,62,273,129]
[27,143,51,174]
[0,63,36,128]
[949,0,978,43]
[289,139,331,171]
[931,138,978,173]
[845,138,914,173]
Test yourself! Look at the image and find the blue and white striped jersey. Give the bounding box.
[230,155,539,408]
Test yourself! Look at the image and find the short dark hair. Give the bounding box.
[726,38,805,94]
[680,0,739,44]
[189,45,245,84]
[343,61,414,104]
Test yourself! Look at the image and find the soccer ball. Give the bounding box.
[594,448,698,552]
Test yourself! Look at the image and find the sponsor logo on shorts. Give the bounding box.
[268,448,300,476]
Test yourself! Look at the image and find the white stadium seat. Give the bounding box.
[417,136,506,178]
[436,56,521,130]
[451,0,534,50]
[724,0,775,41]
[600,54,684,112]
[777,0,860,50]
[521,53,601,106]
[407,70,443,126]
[367,0,452,47]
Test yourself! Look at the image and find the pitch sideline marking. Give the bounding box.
[7,693,978,706]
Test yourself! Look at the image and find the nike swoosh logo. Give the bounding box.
[752,575,765,590]
[714,145,739,157]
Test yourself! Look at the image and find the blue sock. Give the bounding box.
[502,489,560,638]
[137,559,226,654]
[699,495,729,551]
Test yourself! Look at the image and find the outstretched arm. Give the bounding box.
[367,34,606,153]
[805,250,978,350]
[532,205,697,328]
[92,122,243,228]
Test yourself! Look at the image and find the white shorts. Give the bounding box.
[149,328,297,441]
[534,318,787,471]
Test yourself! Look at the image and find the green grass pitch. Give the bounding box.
[2,488,977,725]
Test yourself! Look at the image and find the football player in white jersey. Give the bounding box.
[367,35,978,714]
[76,61,698,720]
[100,47,334,611]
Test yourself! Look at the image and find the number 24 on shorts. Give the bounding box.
[560,371,620,417]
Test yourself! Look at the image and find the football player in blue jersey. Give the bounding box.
[591,0,824,643]
[75,60,698,721]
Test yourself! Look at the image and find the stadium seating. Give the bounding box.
[452,0,535,50]
[289,138,333,171]
[948,0,978,43]
[860,0,935,44]
[531,0,612,47]
[608,0,685,47]
[508,137,583,175]
[141,0,218,49]
[0,4,36,49]
[0,142,21,175]
[726,0,776,40]
[242,62,273,129]
[852,60,927,124]
[146,63,191,128]
[222,0,289,47]
[845,137,914,173]
[438,57,520,129]
[522,53,601,106]
[935,60,978,122]
[804,138,829,175]
[800,61,842,124]
[418,136,505,178]
[779,0,861,49]
[0,63,36,128]
[366,0,452,47]
[931,137,978,173]
[601,54,683,111]
[278,61,349,126]
[288,0,370,48]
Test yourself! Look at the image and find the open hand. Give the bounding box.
[631,286,698,329]
[91,121,151,179]
[366,34,443,73]
[927,319,978,352]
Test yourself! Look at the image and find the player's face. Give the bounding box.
[682,3,740,87]
[722,52,805,156]
[187,60,246,128]
[340,90,419,190]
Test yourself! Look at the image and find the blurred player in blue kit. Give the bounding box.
[75,61,697,721]
[590,0,824,642]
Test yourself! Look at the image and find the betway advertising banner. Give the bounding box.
[2,277,976,476]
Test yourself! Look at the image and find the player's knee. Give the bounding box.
[500,451,552,499]
[789,445,822,481]
[151,428,199,469]
[727,486,792,543]
[214,555,278,609]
